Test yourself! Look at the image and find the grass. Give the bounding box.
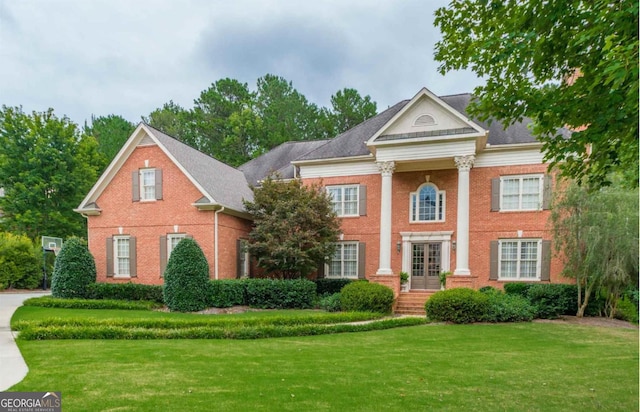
[9,311,638,411]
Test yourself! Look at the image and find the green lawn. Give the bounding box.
[9,312,638,411]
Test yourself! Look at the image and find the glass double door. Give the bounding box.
[411,242,442,290]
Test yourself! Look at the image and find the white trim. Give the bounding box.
[499,174,544,211]
[167,233,185,260]
[400,231,453,288]
[113,235,131,279]
[374,139,476,162]
[498,238,542,280]
[291,154,373,166]
[299,160,378,178]
[326,241,359,279]
[474,146,545,167]
[139,168,156,201]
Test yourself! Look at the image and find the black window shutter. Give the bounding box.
[541,240,551,281]
[159,236,167,277]
[155,169,163,200]
[129,237,137,277]
[358,185,367,216]
[358,242,366,279]
[490,178,500,211]
[542,175,552,210]
[316,261,325,279]
[106,237,114,277]
[489,240,499,280]
[236,239,243,279]
[132,171,140,202]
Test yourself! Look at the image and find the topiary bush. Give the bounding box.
[0,232,41,290]
[85,282,164,304]
[482,291,537,323]
[208,280,245,308]
[51,237,96,298]
[424,288,489,324]
[340,281,394,314]
[318,292,342,312]
[244,278,316,309]
[163,238,210,312]
[315,278,357,295]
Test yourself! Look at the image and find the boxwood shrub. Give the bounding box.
[526,284,576,319]
[51,237,96,299]
[315,278,357,295]
[244,278,316,309]
[424,288,489,324]
[318,292,342,312]
[208,280,245,308]
[163,238,210,312]
[85,282,164,303]
[503,282,534,298]
[482,290,537,323]
[340,281,394,314]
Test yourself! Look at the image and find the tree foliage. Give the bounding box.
[163,238,210,312]
[0,106,104,239]
[243,176,341,279]
[51,237,97,299]
[84,114,135,167]
[551,179,639,317]
[0,232,40,290]
[146,75,378,167]
[434,0,639,188]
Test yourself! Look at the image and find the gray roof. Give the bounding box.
[145,124,254,212]
[239,140,330,185]
[297,93,550,162]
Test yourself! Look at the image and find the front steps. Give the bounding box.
[395,290,436,315]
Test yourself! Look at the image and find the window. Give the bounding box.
[328,242,359,278]
[114,236,131,277]
[499,175,544,211]
[327,185,365,217]
[140,169,156,200]
[167,234,185,259]
[410,183,445,222]
[498,239,541,280]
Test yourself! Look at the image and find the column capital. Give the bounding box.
[377,161,396,176]
[454,155,475,172]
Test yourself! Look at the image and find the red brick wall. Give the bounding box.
[86,144,250,285]
[302,163,563,289]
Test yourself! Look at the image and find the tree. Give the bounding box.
[551,179,638,317]
[145,101,197,148]
[0,106,103,239]
[434,0,639,188]
[84,114,135,167]
[243,176,341,279]
[51,237,97,298]
[323,88,377,136]
[163,237,210,312]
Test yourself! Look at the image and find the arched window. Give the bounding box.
[410,183,445,222]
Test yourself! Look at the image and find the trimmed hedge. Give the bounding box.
[208,280,245,308]
[163,238,210,312]
[340,281,394,314]
[51,238,96,299]
[314,278,357,295]
[425,288,489,324]
[503,282,534,297]
[482,290,536,323]
[85,282,164,304]
[244,278,316,309]
[526,284,575,319]
[22,296,160,310]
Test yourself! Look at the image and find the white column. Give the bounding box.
[376,161,395,275]
[454,155,474,275]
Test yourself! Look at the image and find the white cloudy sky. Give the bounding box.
[0,0,483,126]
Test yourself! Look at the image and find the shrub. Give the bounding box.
[0,232,41,290]
[314,278,357,295]
[614,299,639,323]
[85,282,164,303]
[424,288,489,324]
[244,278,316,309]
[163,238,210,312]
[478,286,498,294]
[340,281,394,314]
[51,237,96,298]
[483,291,537,323]
[22,296,160,310]
[208,280,245,308]
[503,282,534,297]
[318,293,342,312]
[526,284,575,319]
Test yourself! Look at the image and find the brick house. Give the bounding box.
[76,87,564,310]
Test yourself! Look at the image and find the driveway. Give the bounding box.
[0,291,50,391]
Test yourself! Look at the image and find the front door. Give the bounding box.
[411,242,442,290]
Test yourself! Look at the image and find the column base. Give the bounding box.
[453,268,471,276]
